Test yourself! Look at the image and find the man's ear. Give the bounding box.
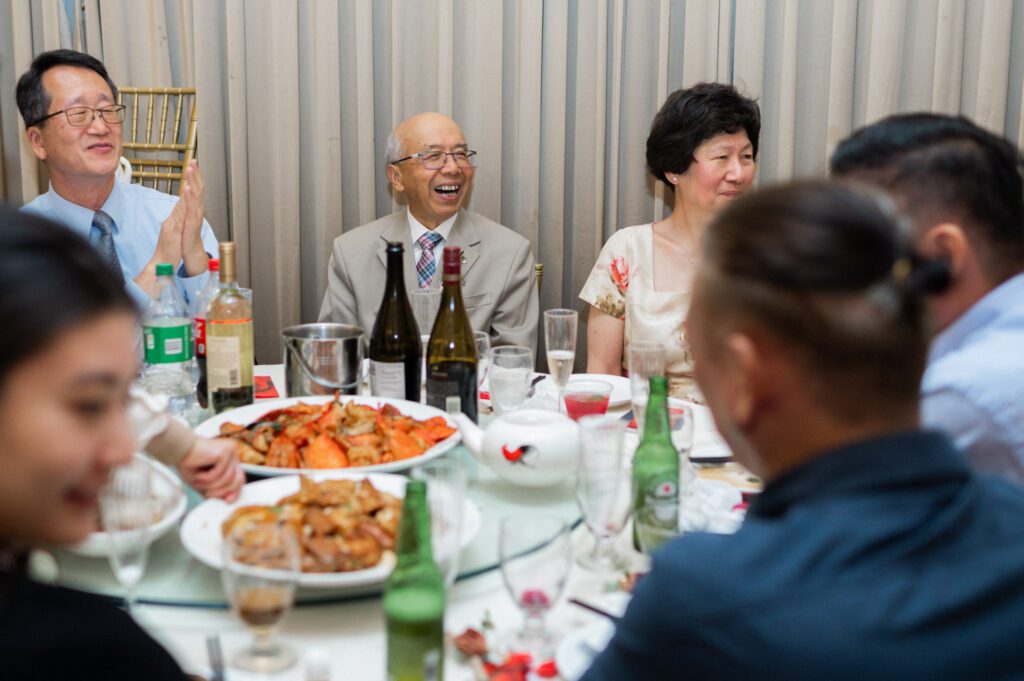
[25,126,48,162]
[723,331,763,431]
[386,164,404,193]
[920,223,969,278]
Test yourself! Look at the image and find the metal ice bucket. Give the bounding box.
[281,323,364,396]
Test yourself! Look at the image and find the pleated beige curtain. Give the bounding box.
[2,0,1023,363]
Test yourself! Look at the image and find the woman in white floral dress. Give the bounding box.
[580,83,760,401]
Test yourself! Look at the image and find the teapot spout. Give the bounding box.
[454,413,485,462]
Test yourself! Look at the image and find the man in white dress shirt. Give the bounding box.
[831,114,1024,482]
[318,112,539,350]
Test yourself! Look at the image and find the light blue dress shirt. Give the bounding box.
[922,273,1024,483]
[22,181,218,311]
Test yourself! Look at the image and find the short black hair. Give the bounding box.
[830,113,1024,279]
[16,49,118,128]
[647,82,761,187]
[0,204,136,386]
[699,181,948,422]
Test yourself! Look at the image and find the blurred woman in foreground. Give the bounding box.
[0,206,196,679]
[580,82,759,401]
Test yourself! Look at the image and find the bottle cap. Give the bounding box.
[155,263,173,276]
[442,246,461,276]
[386,240,404,254]
[208,258,219,272]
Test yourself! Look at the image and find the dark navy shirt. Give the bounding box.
[581,431,1024,681]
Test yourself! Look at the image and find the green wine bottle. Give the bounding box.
[369,241,422,401]
[425,246,478,422]
[631,375,679,550]
[385,479,445,681]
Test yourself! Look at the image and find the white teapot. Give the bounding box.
[455,409,580,487]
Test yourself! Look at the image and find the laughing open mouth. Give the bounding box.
[434,184,460,198]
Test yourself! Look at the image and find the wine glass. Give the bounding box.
[412,458,468,587]
[575,415,631,576]
[100,455,154,616]
[489,345,534,415]
[499,515,571,659]
[412,288,442,341]
[474,330,491,393]
[221,521,301,673]
[627,340,665,430]
[544,309,578,413]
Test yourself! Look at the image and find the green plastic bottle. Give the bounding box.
[384,479,445,681]
[631,375,680,549]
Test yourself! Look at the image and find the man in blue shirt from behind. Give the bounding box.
[582,182,1024,681]
[831,115,1024,482]
[17,49,216,310]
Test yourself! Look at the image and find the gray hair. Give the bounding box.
[385,132,404,164]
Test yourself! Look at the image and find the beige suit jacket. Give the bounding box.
[318,209,539,351]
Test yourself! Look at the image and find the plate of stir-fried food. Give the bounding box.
[194,395,461,476]
[179,472,481,588]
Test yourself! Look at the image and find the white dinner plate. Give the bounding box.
[179,471,482,589]
[194,395,461,477]
[68,455,187,558]
[556,618,617,680]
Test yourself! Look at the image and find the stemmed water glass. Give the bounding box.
[413,459,468,588]
[474,330,491,394]
[499,515,571,659]
[575,416,631,575]
[489,345,534,415]
[221,521,301,673]
[100,455,154,616]
[627,340,665,430]
[544,309,578,413]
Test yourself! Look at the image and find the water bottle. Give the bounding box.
[141,263,196,419]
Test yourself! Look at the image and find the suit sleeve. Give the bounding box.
[489,238,539,352]
[318,237,360,324]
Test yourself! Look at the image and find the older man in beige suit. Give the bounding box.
[318,112,539,350]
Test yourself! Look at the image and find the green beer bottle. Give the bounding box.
[385,479,445,681]
[631,375,680,549]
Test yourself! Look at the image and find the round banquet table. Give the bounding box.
[50,364,745,680]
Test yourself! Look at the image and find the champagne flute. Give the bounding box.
[544,309,578,413]
[412,458,468,588]
[221,521,300,673]
[627,340,665,430]
[499,515,571,659]
[100,455,154,616]
[474,330,491,392]
[575,415,631,575]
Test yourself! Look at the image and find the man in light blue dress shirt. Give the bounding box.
[16,49,216,310]
[832,114,1024,482]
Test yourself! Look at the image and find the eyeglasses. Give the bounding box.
[390,150,477,170]
[29,104,126,128]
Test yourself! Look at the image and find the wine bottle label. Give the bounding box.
[194,317,207,357]
[143,323,193,363]
[370,360,407,399]
[207,335,242,388]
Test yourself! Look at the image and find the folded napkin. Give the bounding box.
[679,473,744,534]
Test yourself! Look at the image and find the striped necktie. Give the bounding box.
[416,231,444,288]
[92,210,125,285]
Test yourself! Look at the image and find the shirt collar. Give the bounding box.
[41,180,124,236]
[407,209,458,246]
[749,430,969,519]
[929,273,1024,363]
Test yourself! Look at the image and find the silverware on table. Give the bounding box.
[205,634,225,681]
[525,374,546,398]
[569,597,620,621]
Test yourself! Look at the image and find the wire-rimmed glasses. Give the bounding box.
[30,104,126,128]
[390,150,477,170]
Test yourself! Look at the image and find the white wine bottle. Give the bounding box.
[425,247,478,422]
[369,241,422,400]
[206,242,254,412]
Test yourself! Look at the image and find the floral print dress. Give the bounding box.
[579,223,700,402]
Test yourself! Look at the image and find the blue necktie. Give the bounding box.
[92,211,125,285]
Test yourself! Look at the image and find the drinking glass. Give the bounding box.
[412,459,468,587]
[544,309,578,413]
[575,416,630,574]
[627,341,665,430]
[563,379,613,421]
[474,331,491,392]
[221,521,300,673]
[499,515,571,659]
[489,345,534,415]
[100,455,154,616]
[411,289,442,338]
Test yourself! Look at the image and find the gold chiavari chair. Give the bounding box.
[534,262,544,295]
[117,87,197,196]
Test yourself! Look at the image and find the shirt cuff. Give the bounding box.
[144,416,196,466]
